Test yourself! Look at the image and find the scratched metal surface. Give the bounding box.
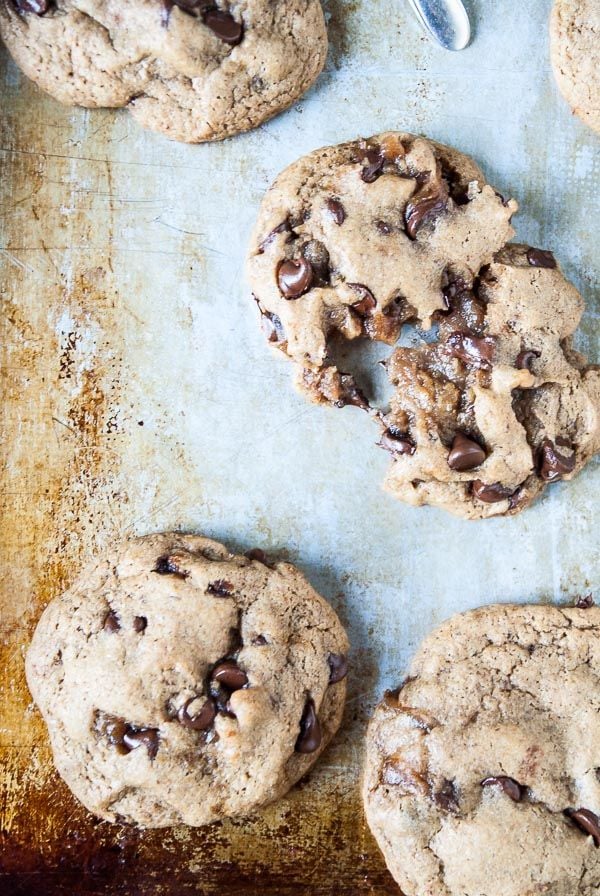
[1,0,599,893]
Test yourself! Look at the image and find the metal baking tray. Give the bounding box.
[1,0,599,892]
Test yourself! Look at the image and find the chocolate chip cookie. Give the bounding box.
[26,533,349,827]
[247,132,600,518]
[550,0,600,134]
[380,243,600,518]
[247,132,517,410]
[0,0,327,142]
[363,604,600,896]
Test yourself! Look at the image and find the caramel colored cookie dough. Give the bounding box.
[381,244,600,519]
[550,0,600,134]
[26,533,349,827]
[363,604,600,896]
[0,0,327,142]
[247,132,517,409]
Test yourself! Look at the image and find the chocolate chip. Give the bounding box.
[252,634,268,646]
[435,779,459,813]
[447,332,496,369]
[379,426,416,456]
[526,247,557,269]
[508,486,525,511]
[516,349,540,371]
[12,0,50,14]
[103,610,120,633]
[206,579,234,597]
[211,660,248,691]
[177,696,216,731]
[277,258,313,299]
[122,726,159,759]
[405,179,449,240]
[258,220,291,253]
[133,616,147,633]
[202,8,243,45]
[576,594,595,609]
[325,198,346,225]
[335,374,369,410]
[471,480,513,503]
[153,555,190,579]
[327,653,348,684]
[375,220,392,234]
[245,547,275,568]
[441,275,469,308]
[481,776,523,802]
[361,148,385,183]
[98,714,129,755]
[538,439,576,482]
[348,283,377,316]
[295,698,322,753]
[447,433,486,472]
[564,808,600,847]
[259,308,285,344]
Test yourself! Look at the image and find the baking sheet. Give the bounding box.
[1,0,599,892]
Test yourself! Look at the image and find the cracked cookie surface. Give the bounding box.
[247,131,517,409]
[550,0,600,134]
[26,533,348,827]
[0,0,327,141]
[363,604,600,896]
[381,243,600,519]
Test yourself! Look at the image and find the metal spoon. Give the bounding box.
[407,0,471,51]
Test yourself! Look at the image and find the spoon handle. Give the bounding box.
[407,0,471,51]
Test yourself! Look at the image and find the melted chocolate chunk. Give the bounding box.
[516,349,540,371]
[206,579,234,597]
[211,660,248,691]
[12,0,50,14]
[327,653,348,684]
[405,177,449,240]
[576,594,595,609]
[538,439,576,482]
[379,426,416,456]
[435,779,459,813]
[471,480,513,504]
[361,147,385,183]
[334,374,369,410]
[325,198,346,225]
[348,283,377,316]
[258,220,291,254]
[526,247,557,269]
[245,547,276,567]
[481,776,524,802]
[122,727,160,759]
[177,696,216,731]
[564,808,600,847]
[103,610,120,633]
[277,258,313,299]
[97,714,159,759]
[295,698,322,753]
[447,433,486,472]
[133,615,147,633]
[447,332,496,369]
[375,220,392,235]
[153,555,190,579]
[202,7,243,45]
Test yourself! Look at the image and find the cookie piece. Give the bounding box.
[380,244,600,519]
[550,0,600,134]
[26,533,349,827]
[363,604,600,896]
[246,131,517,408]
[0,0,327,142]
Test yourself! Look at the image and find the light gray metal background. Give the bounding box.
[1,0,599,891]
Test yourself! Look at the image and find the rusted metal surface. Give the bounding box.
[1,0,599,892]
